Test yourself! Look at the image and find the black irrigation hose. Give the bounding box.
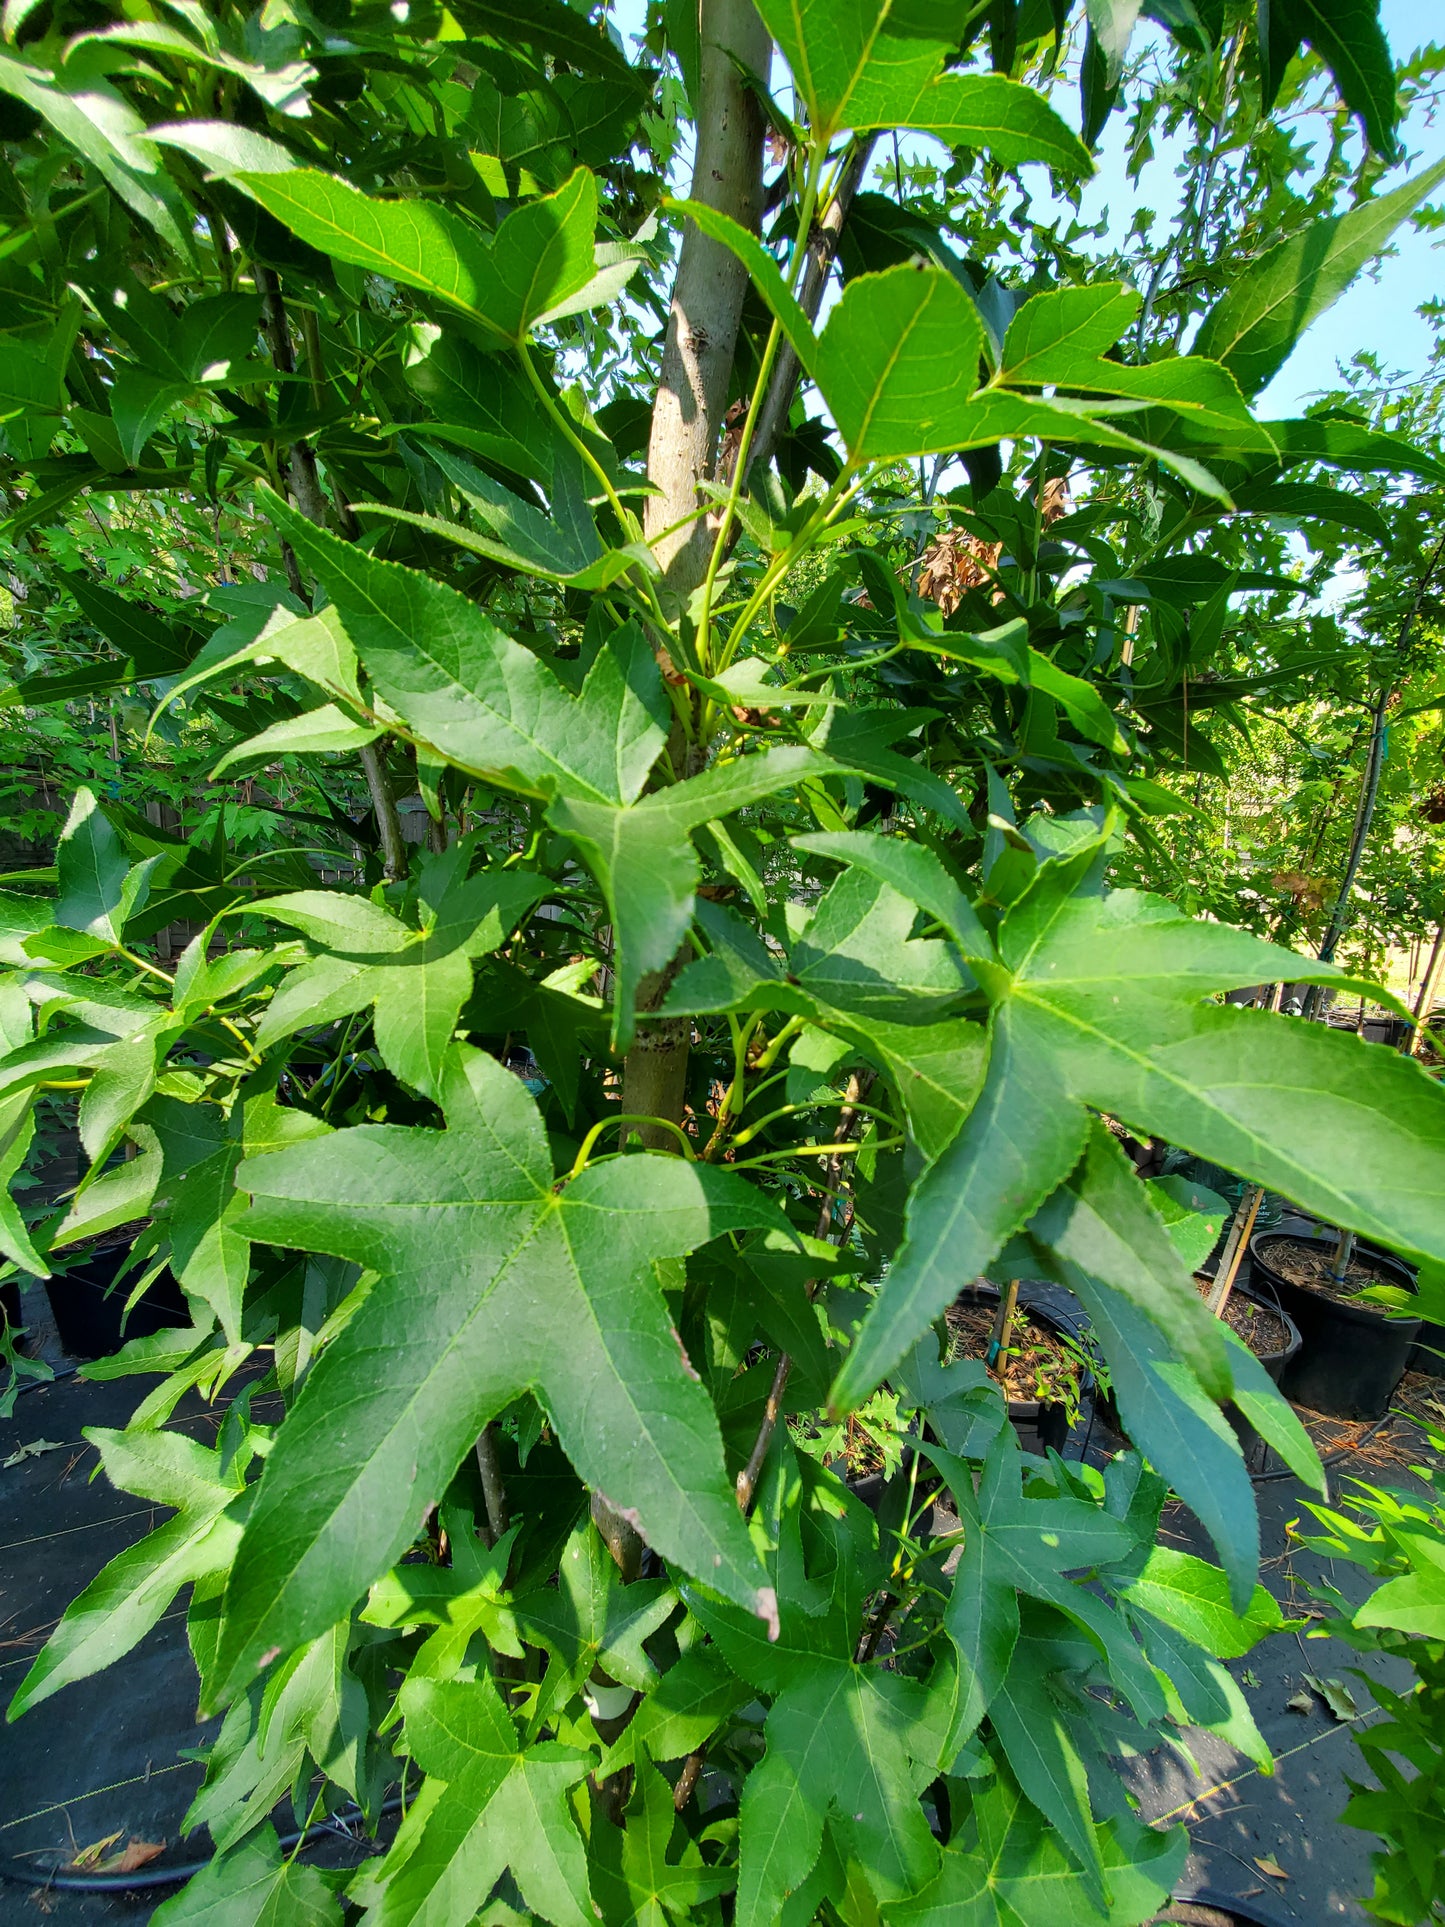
[1249,1411,1400,1482]
[1166,1881,1296,1927]
[9,1360,78,1397]
[0,1795,405,1894]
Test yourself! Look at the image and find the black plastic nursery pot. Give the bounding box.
[1251,1232,1419,1421]
[849,1469,935,1543]
[43,1239,188,1360]
[950,1283,1082,1456]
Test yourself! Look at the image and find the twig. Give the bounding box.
[473,1424,509,1547]
[734,1071,874,1512]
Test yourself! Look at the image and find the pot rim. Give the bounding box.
[1250,1231,1420,1333]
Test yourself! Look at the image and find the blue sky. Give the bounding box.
[610,0,1443,414]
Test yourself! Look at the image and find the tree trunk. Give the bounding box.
[1408,918,1445,1057]
[643,0,770,593]
[620,0,769,1153]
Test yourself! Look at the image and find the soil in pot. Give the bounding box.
[1261,1236,1402,1301]
[1194,1274,1293,1359]
[1253,1232,1419,1421]
[1193,1275,1301,1469]
[44,1229,188,1360]
[946,1292,1087,1456]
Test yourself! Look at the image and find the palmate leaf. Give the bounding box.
[686,1452,947,1927]
[662,877,983,1158]
[514,1521,679,1730]
[1118,1545,1290,1659]
[836,841,1445,1410]
[149,1823,342,1927]
[357,1675,593,1927]
[10,1429,244,1719]
[591,1755,735,1927]
[216,1047,779,1704]
[366,442,655,590]
[186,1618,378,1853]
[892,1769,1184,1927]
[256,854,547,1098]
[238,167,601,348]
[268,497,669,806]
[362,1518,524,1684]
[547,745,856,1049]
[595,1645,752,1778]
[927,1435,1153,1824]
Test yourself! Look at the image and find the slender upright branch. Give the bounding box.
[747,135,876,481]
[474,1424,510,1546]
[255,262,407,879]
[619,0,772,1154]
[735,1071,874,1511]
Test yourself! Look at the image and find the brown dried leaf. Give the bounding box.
[916,528,1004,616]
[1255,1855,1289,1880]
[104,1839,167,1874]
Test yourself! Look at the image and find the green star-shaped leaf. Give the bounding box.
[889,1769,1184,1927]
[591,1754,735,1927]
[215,1046,779,1703]
[928,1433,1142,1760]
[688,1454,947,1926]
[516,1522,678,1731]
[836,838,1445,1407]
[362,1517,524,1683]
[356,1675,594,1927]
[257,849,546,1099]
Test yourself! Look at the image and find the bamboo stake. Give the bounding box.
[1407,918,1445,1057]
[986,1278,1021,1378]
[1207,1184,1264,1320]
[1120,602,1140,666]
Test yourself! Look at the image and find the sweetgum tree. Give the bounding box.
[1,1,1443,1921]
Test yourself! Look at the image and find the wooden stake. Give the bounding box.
[987,1278,1021,1379]
[1407,918,1445,1057]
[1207,1185,1264,1320]
[1120,602,1140,666]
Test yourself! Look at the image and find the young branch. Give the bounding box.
[735,1071,874,1511]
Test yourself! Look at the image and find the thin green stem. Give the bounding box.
[731,1136,902,1167]
[750,1014,805,1075]
[695,147,827,664]
[569,1113,696,1176]
[516,343,675,641]
[728,1097,896,1151]
[718,469,863,674]
[120,945,174,987]
[782,641,906,686]
[696,314,782,667]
